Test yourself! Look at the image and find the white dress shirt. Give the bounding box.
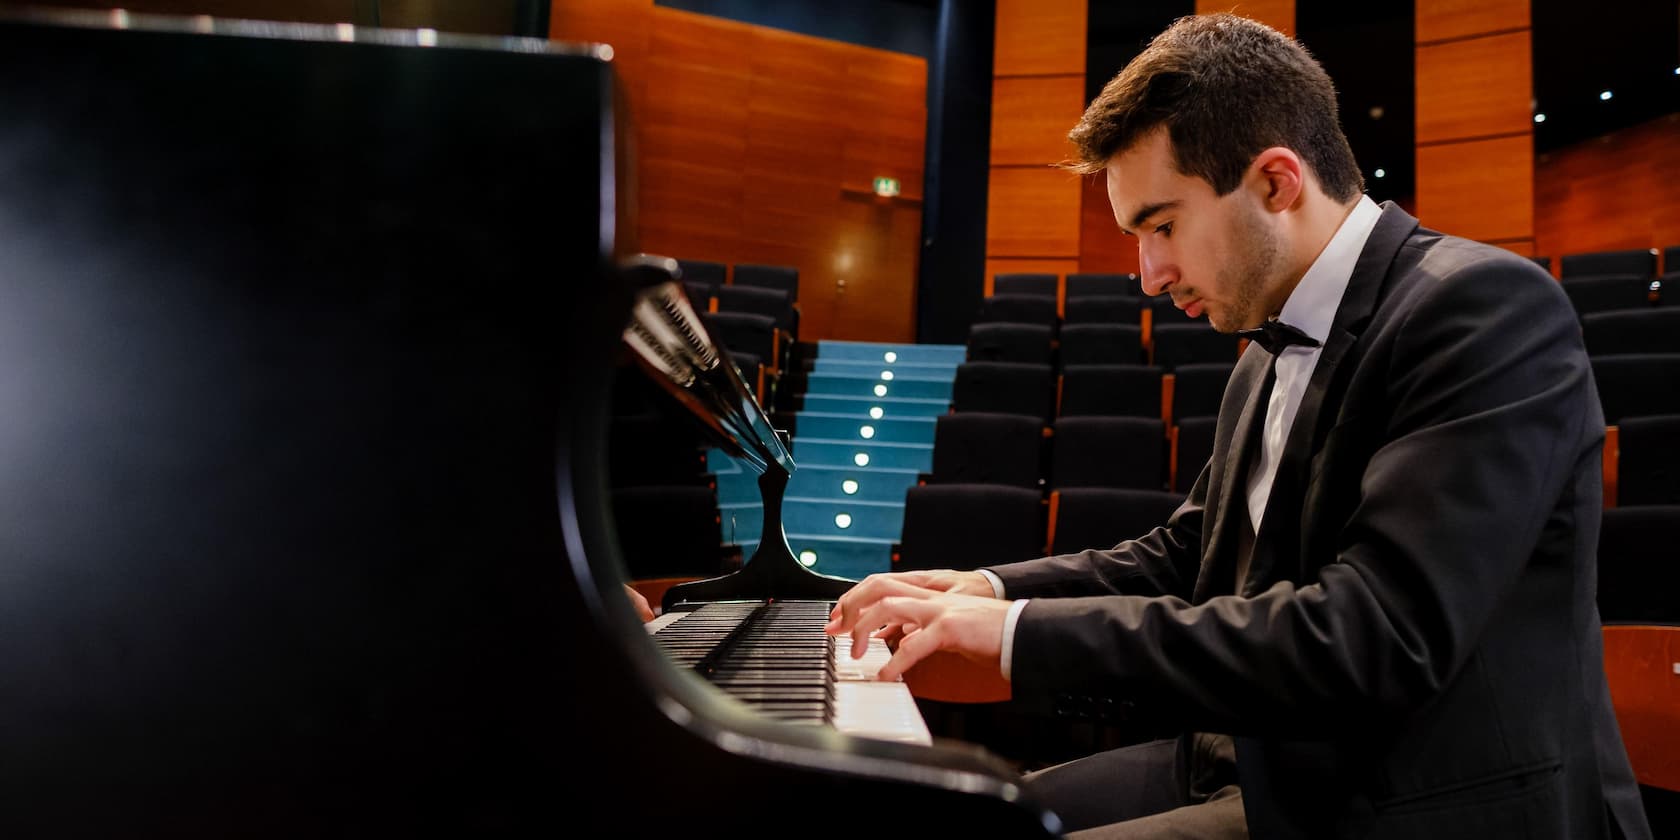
[982,195,1384,681]
[1245,195,1381,529]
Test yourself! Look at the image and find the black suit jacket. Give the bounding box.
[988,205,1650,839]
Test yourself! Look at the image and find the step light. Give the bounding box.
[880,370,895,381]
[869,406,884,419]
[874,384,888,397]
[854,452,870,466]
[834,513,853,529]
[798,550,818,567]
[841,479,860,495]
[859,425,876,439]
[884,351,898,363]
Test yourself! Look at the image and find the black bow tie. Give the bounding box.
[1236,319,1320,355]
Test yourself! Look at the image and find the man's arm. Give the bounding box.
[1011,256,1598,735]
[986,486,1206,601]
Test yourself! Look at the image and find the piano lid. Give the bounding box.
[0,10,1057,836]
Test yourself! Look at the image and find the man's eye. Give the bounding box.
[1155,222,1173,236]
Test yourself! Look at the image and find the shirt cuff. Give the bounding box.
[977,568,1006,599]
[998,598,1029,682]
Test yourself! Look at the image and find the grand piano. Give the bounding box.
[0,10,1058,836]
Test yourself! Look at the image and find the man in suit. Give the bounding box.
[826,14,1650,839]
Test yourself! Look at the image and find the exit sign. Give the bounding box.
[872,176,900,197]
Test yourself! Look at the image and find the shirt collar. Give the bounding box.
[1277,194,1382,345]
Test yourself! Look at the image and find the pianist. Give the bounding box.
[827,14,1649,840]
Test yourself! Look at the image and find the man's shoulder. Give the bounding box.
[1384,227,1566,316]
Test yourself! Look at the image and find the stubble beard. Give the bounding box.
[1208,201,1286,333]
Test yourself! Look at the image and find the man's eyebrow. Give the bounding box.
[1127,200,1179,232]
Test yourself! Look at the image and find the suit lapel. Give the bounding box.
[1244,203,1420,592]
[1191,345,1272,602]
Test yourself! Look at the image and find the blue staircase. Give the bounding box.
[710,340,964,581]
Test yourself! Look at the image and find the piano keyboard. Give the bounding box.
[647,600,931,745]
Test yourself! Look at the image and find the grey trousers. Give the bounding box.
[1022,733,1247,839]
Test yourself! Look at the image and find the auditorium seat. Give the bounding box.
[1059,323,1145,366]
[1147,295,1195,327]
[1152,322,1241,370]
[1617,415,1680,505]
[968,322,1054,365]
[732,263,800,303]
[676,257,727,291]
[1050,416,1166,490]
[1049,488,1186,555]
[715,284,798,337]
[1664,245,1679,273]
[929,413,1044,489]
[1561,248,1658,279]
[1058,364,1164,419]
[1594,355,1680,423]
[1173,416,1217,494]
[1582,309,1680,355]
[992,272,1058,297]
[895,484,1045,571]
[975,293,1059,330]
[1598,505,1680,623]
[702,311,782,372]
[1064,295,1144,326]
[1170,362,1234,424]
[952,362,1055,421]
[1561,274,1661,317]
[1066,272,1141,299]
[611,485,730,579]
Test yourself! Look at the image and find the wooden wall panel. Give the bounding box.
[994,0,1086,76]
[553,2,926,343]
[1416,0,1528,44]
[988,168,1082,258]
[1079,174,1141,274]
[1195,0,1295,37]
[1413,0,1531,250]
[1535,114,1680,265]
[991,76,1084,166]
[1417,134,1533,244]
[1416,31,1531,143]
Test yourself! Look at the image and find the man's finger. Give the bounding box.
[878,622,944,682]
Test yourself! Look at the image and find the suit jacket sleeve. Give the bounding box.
[1007,253,1600,736]
[982,473,1206,601]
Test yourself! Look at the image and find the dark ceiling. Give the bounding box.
[1088,0,1680,204]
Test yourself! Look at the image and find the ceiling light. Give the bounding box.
[1599,90,1613,101]
[1534,113,1546,123]
[1374,168,1386,179]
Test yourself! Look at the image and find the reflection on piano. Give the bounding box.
[0,9,1059,837]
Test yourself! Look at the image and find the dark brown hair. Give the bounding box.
[1067,14,1363,202]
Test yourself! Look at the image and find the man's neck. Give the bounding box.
[1265,195,1363,319]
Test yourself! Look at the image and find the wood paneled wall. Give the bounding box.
[1534,113,1680,269]
[552,1,928,343]
[1414,0,1534,254]
[987,0,1085,297]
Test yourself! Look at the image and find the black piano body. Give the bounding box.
[0,11,1056,837]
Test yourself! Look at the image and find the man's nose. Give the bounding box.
[1138,251,1174,296]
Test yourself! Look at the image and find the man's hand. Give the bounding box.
[824,571,1012,682]
[624,584,655,623]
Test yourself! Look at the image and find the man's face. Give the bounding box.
[1105,129,1286,333]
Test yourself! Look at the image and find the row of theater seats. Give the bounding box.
[977,272,1242,371]
[674,258,804,405]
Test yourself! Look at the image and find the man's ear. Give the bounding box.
[1248,147,1304,212]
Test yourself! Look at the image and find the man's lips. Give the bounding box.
[1176,298,1204,318]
